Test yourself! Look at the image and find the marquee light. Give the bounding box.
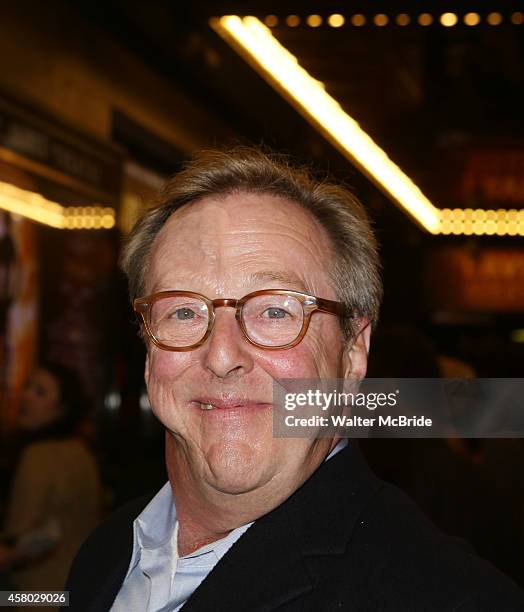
[212,16,524,237]
[440,13,458,27]
[265,12,522,28]
[211,16,441,233]
[440,208,524,236]
[327,14,345,28]
[0,180,115,229]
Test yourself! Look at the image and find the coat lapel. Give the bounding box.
[181,500,314,611]
[286,441,381,558]
[87,555,133,612]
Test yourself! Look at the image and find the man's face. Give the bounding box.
[144,192,369,504]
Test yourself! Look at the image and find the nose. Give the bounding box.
[200,307,254,379]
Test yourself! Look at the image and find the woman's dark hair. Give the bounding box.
[32,362,91,439]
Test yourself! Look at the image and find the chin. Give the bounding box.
[204,440,270,495]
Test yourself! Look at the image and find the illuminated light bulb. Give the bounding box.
[497,208,507,220]
[511,12,524,25]
[102,215,115,229]
[441,208,452,221]
[451,221,464,235]
[307,14,322,27]
[418,13,433,26]
[475,209,486,221]
[264,15,278,27]
[396,14,410,26]
[440,13,458,27]
[473,221,485,235]
[374,14,389,27]
[463,221,474,235]
[350,14,366,26]
[485,220,497,235]
[486,210,496,221]
[496,221,507,236]
[508,222,518,236]
[285,15,300,27]
[440,221,451,235]
[328,14,345,28]
[452,208,464,221]
[464,208,474,220]
[464,13,480,26]
[487,13,503,26]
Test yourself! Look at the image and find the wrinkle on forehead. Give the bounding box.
[147,192,336,297]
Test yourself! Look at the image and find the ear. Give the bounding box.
[342,319,371,380]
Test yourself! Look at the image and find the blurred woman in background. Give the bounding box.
[0,363,101,598]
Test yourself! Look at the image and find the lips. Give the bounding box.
[192,397,271,411]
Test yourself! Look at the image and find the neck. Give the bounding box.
[165,433,339,557]
[166,431,338,556]
[165,434,263,556]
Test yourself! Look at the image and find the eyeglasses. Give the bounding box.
[134,289,347,351]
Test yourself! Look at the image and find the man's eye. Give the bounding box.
[172,308,196,320]
[263,307,288,319]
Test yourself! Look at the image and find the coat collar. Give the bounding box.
[286,440,381,556]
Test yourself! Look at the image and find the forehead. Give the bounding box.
[146,191,336,296]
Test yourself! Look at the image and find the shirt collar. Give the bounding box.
[124,481,175,579]
[326,438,348,460]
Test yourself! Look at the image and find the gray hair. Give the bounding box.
[120,146,382,341]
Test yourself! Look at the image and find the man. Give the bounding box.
[65,147,524,610]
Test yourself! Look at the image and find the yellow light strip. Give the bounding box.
[440,208,524,236]
[211,16,441,233]
[0,180,115,229]
[267,12,523,28]
[212,16,524,237]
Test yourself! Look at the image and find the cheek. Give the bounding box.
[264,324,344,380]
[257,343,324,380]
[146,350,195,416]
[147,350,192,384]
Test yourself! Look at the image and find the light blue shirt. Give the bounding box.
[111,439,348,611]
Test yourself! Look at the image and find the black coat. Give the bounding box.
[64,442,524,611]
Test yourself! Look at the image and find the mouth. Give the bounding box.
[191,398,272,412]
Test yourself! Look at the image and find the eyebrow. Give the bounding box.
[247,271,309,292]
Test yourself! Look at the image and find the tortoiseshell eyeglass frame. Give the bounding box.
[133,289,349,351]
